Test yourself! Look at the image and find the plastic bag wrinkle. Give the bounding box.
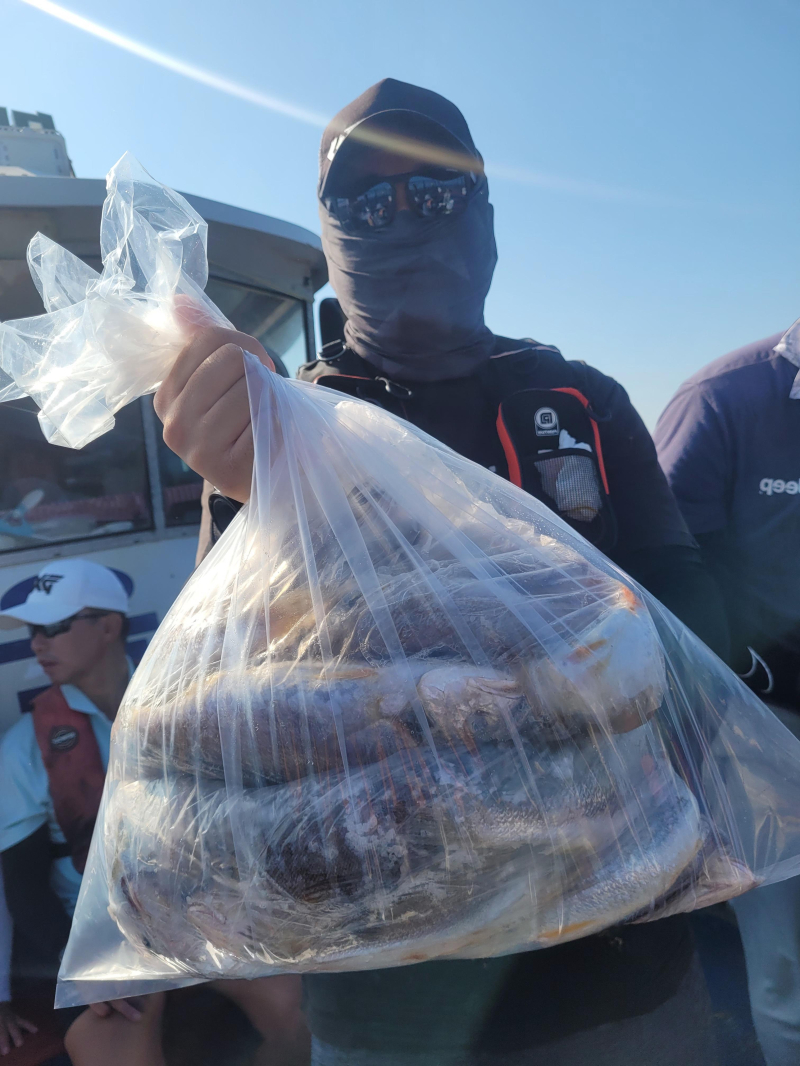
[0,153,229,448]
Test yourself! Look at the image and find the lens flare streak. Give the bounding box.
[17,0,329,128]
[18,0,703,208]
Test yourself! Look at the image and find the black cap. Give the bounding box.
[319,78,483,197]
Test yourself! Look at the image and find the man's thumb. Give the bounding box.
[173,294,226,335]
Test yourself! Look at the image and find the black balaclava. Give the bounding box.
[318,79,497,384]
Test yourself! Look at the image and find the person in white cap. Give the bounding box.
[0,558,131,1037]
[0,559,310,1063]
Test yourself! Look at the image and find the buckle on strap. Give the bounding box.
[375,377,414,399]
[318,339,348,363]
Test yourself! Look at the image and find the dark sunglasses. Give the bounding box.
[28,610,113,640]
[325,170,479,234]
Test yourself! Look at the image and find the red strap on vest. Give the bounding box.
[496,409,522,487]
[551,387,610,494]
[32,686,105,874]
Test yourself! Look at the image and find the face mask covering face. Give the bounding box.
[319,180,498,383]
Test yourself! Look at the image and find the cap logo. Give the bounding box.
[32,573,64,595]
[327,133,346,161]
[327,121,360,162]
[49,725,79,753]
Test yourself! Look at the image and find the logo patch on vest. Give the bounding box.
[534,407,559,436]
[49,725,79,753]
[33,573,64,594]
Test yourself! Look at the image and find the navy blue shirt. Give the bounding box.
[655,329,800,686]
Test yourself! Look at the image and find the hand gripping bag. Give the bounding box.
[3,156,800,1008]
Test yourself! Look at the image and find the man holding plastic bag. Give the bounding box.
[164,82,731,1064]
[3,81,800,1066]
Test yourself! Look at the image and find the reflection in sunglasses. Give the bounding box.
[326,172,478,234]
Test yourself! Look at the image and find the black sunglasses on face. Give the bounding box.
[28,611,113,640]
[325,170,479,234]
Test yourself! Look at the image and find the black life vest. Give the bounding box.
[297,341,617,552]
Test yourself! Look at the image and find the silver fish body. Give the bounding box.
[106,728,703,975]
[630,835,760,923]
[445,765,703,961]
[122,602,666,796]
[120,662,427,787]
[531,771,702,946]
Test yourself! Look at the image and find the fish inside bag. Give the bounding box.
[4,157,800,1009]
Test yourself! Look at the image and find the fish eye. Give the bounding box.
[468,713,490,737]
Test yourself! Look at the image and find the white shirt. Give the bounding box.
[0,664,131,916]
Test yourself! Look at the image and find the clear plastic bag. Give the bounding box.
[0,154,228,448]
[4,157,800,1009]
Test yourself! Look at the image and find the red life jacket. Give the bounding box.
[31,686,105,874]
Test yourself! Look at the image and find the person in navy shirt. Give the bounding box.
[655,319,800,1066]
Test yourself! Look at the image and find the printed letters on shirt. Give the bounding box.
[759,478,800,496]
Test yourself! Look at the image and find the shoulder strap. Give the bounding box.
[297,341,376,384]
[298,342,414,410]
[32,686,105,874]
[483,343,586,403]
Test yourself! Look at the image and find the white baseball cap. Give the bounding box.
[0,558,130,628]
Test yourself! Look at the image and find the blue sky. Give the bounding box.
[2,0,799,426]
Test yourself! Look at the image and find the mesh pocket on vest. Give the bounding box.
[535,455,602,522]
